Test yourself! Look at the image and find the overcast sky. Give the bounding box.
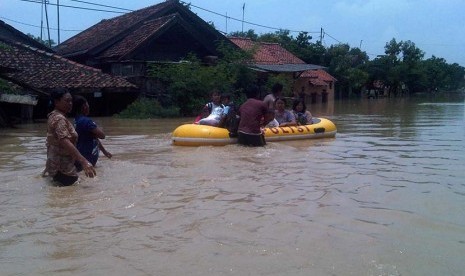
[2,0,464,66]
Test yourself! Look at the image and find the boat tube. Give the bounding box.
[172,117,336,146]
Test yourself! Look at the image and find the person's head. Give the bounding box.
[272,83,283,96]
[210,89,221,104]
[264,109,275,122]
[245,84,260,99]
[274,97,287,111]
[292,98,306,113]
[50,88,73,114]
[221,93,231,105]
[73,95,89,116]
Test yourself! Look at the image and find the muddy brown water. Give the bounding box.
[1,96,464,275]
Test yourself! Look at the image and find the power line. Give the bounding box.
[1,16,82,32]
[17,0,127,14]
[323,31,342,44]
[182,1,321,34]
[68,0,133,12]
[11,0,333,41]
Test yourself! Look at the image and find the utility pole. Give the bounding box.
[320,27,323,43]
[241,3,245,33]
[40,0,44,40]
[57,0,60,44]
[44,0,51,47]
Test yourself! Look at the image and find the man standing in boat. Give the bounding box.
[263,82,283,110]
[237,85,271,147]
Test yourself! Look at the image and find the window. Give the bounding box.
[121,65,134,76]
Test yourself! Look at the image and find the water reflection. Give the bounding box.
[1,96,464,275]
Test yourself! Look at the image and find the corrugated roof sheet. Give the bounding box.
[251,64,325,73]
[300,69,337,82]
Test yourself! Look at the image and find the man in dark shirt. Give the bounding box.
[237,85,270,147]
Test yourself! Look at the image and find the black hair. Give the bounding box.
[50,88,69,101]
[266,109,275,115]
[292,98,306,112]
[272,83,283,94]
[221,93,231,101]
[245,84,259,99]
[72,95,88,116]
[274,97,287,105]
[48,88,69,110]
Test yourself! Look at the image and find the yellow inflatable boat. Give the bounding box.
[172,117,337,146]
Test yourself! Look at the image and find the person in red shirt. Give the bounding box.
[237,85,271,147]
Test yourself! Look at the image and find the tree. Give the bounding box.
[229,29,258,40]
[147,44,254,116]
[27,34,56,47]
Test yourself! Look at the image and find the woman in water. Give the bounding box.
[43,89,96,186]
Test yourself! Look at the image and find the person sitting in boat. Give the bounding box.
[196,89,224,126]
[264,109,279,128]
[274,97,297,127]
[218,93,233,126]
[218,93,240,137]
[291,98,313,125]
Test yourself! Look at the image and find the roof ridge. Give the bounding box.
[120,14,178,59]
[56,0,176,56]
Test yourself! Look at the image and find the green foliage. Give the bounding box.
[229,29,259,40]
[27,34,56,47]
[116,97,179,119]
[264,74,293,97]
[0,42,12,51]
[147,45,255,116]
[0,79,15,93]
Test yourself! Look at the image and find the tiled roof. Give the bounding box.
[55,1,173,56]
[228,37,305,65]
[0,39,136,89]
[101,14,176,59]
[300,69,337,82]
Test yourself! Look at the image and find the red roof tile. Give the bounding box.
[229,37,305,65]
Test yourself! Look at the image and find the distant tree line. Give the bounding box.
[230,29,465,98]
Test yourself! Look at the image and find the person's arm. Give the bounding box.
[279,111,297,127]
[98,139,112,159]
[194,104,210,123]
[59,138,96,178]
[306,111,313,124]
[91,126,106,139]
[263,96,273,110]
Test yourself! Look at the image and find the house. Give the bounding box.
[228,37,334,103]
[55,0,237,98]
[294,69,337,104]
[0,20,137,122]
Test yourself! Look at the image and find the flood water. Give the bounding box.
[1,95,464,276]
